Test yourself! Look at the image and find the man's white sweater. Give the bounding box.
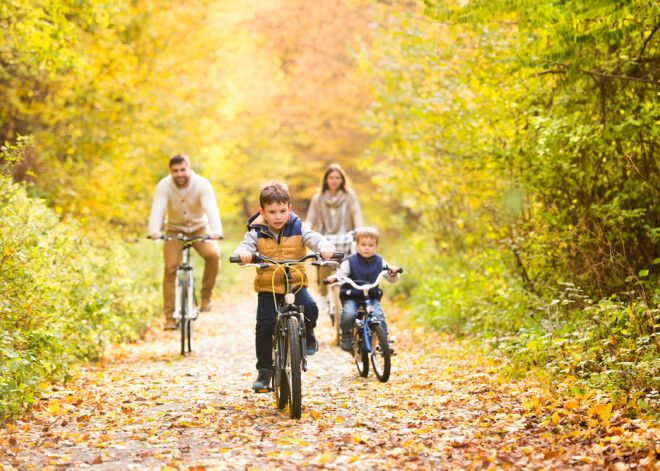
[148,170,223,235]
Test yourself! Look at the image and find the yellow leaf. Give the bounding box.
[588,403,612,421]
[564,399,579,410]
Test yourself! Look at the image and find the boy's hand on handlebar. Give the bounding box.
[388,266,400,276]
[238,251,254,264]
[326,275,337,283]
[320,248,335,261]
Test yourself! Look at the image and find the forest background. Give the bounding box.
[1,0,659,422]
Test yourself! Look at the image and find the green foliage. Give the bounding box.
[359,0,660,401]
[0,169,161,421]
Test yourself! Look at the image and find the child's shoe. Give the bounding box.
[252,368,272,392]
[340,332,352,352]
[306,329,318,355]
[388,339,397,356]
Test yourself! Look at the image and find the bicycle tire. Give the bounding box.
[275,326,289,409]
[180,280,188,356]
[353,325,369,377]
[331,285,341,346]
[286,316,302,419]
[369,323,390,382]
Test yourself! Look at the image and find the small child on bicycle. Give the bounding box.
[326,227,399,353]
[234,182,335,392]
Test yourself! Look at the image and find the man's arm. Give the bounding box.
[200,179,223,238]
[148,180,168,239]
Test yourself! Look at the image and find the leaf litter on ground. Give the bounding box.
[1,277,659,470]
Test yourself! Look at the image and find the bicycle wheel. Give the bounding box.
[187,278,194,353]
[180,280,188,356]
[369,324,390,382]
[352,325,369,377]
[285,316,302,419]
[274,327,289,409]
[331,285,341,346]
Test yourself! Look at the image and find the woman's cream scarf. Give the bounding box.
[319,190,347,234]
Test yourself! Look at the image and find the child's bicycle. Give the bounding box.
[149,234,219,356]
[325,266,403,383]
[229,252,342,419]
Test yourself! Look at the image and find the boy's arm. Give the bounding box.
[381,258,400,283]
[233,230,258,256]
[301,222,335,254]
[327,260,350,283]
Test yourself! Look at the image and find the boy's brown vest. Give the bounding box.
[248,212,308,294]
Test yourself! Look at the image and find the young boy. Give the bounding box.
[326,227,399,352]
[234,182,335,392]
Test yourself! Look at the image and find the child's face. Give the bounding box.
[260,201,291,232]
[356,236,378,258]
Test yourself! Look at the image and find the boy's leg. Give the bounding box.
[295,287,319,355]
[339,300,358,351]
[372,300,388,335]
[192,229,220,311]
[255,292,278,371]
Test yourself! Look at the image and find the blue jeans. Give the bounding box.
[340,299,388,337]
[255,288,318,371]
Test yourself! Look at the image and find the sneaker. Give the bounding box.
[200,299,213,312]
[306,329,318,356]
[163,319,177,331]
[252,368,272,392]
[340,333,352,352]
[388,339,397,356]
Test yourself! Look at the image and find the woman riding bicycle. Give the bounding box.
[306,164,364,315]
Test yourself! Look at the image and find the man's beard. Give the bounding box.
[174,176,189,188]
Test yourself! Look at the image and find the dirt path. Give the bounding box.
[1,276,659,470]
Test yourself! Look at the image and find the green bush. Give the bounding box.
[0,173,161,421]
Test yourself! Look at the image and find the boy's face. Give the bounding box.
[356,236,378,258]
[260,201,291,232]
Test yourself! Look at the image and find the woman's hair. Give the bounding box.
[321,163,349,193]
[259,181,290,208]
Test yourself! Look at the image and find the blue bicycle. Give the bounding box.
[326,266,403,382]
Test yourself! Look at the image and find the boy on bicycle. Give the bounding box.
[234,182,335,392]
[326,227,399,353]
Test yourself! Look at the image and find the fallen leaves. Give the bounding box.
[1,286,660,470]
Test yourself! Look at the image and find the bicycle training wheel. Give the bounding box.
[275,328,289,410]
[285,316,302,419]
[180,281,188,356]
[369,324,391,382]
[352,326,369,378]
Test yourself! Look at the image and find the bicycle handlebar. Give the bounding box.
[323,266,403,290]
[229,252,344,266]
[148,234,223,243]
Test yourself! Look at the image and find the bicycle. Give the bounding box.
[149,234,218,356]
[229,252,342,419]
[322,229,357,346]
[325,266,403,382]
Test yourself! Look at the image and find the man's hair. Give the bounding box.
[321,163,349,193]
[259,182,290,208]
[169,154,190,167]
[356,226,379,243]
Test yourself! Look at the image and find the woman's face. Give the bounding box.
[326,170,343,192]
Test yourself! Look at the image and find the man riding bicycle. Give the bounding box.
[148,154,223,330]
